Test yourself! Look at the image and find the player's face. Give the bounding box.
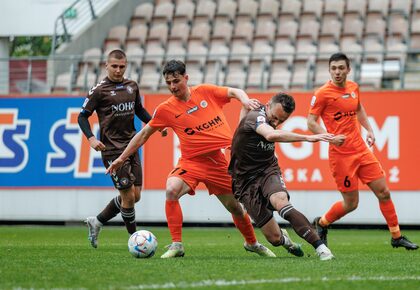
[164,72,189,99]
[329,60,350,87]
[266,102,291,128]
[106,57,127,82]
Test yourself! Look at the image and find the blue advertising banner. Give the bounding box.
[0,96,143,187]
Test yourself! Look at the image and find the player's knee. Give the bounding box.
[134,187,141,203]
[165,186,181,200]
[345,201,358,212]
[376,188,391,201]
[266,233,282,246]
[226,201,244,216]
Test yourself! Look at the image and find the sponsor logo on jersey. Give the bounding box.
[334,110,356,121]
[184,115,224,135]
[111,101,135,113]
[186,106,199,114]
[256,140,275,151]
[46,108,103,177]
[0,109,30,173]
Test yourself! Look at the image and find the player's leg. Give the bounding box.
[368,177,418,250]
[259,218,304,257]
[314,190,358,246]
[215,194,275,257]
[161,176,191,258]
[314,154,359,246]
[119,185,138,235]
[269,191,334,260]
[86,153,138,248]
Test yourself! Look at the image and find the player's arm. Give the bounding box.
[105,124,159,175]
[135,104,152,124]
[307,113,326,134]
[307,113,345,146]
[227,87,260,119]
[357,102,375,147]
[256,122,334,143]
[78,110,106,151]
[135,96,167,137]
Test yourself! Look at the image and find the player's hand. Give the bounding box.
[160,128,168,137]
[366,131,375,147]
[331,134,346,146]
[105,158,123,175]
[307,133,335,142]
[88,136,106,151]
[244,98,261,110]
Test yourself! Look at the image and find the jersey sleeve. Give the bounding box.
[148,103,169,129]
[308,89,326,116]
[82,85,101,113]
[134,86,152,123]
[200,84,230,107]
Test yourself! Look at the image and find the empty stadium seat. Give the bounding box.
[258,0,280,19]
[139,60,162,91]
[131,2,154,26]
[324,0,345,19]
[268,59,292,90]
[204,59,225,85]
[225,59,248,89]
[246,59,268,90]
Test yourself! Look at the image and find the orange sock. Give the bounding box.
[379,199,401,239]
[322,201,347,226]
[232,213,257,245]
[165,200,183,242]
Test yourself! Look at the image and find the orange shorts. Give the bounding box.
[330,149,385,192]
[168,150,232,195]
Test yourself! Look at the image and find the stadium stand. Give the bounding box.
[30,0,420,93]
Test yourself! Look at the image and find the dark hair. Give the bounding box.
[107,49,126,60]
[329,52,350,68]
[271,93,295,114]
[162,59,186,76]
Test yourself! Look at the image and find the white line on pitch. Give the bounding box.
[126,276,420,289]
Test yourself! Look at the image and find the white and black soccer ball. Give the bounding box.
[128,230,158,258]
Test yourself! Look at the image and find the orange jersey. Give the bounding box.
[309,80,367,154]
[149,84,232,159]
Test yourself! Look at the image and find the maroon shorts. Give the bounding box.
[232,169,289,228]
[102,151,142,190]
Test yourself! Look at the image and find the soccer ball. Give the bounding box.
[128,230,158,258]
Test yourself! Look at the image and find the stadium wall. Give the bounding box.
[0,92,419,225]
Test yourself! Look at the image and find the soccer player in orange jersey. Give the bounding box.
[106,60,281,258]
[307,52,418,250]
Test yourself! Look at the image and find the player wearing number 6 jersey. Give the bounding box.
[106,60,278,258]
[307,53,418,250]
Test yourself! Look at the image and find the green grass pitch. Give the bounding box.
[1,226,419,290]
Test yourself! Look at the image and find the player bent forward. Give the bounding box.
[106,60,282,258]
[229,92,335,261]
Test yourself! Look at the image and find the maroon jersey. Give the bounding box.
[229,106,279,179]
[82,77,144,156]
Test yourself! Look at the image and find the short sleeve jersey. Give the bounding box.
[229,106,279,179]
[309,80,367,154]
[82,77,143,156]
[148,84,231,159]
